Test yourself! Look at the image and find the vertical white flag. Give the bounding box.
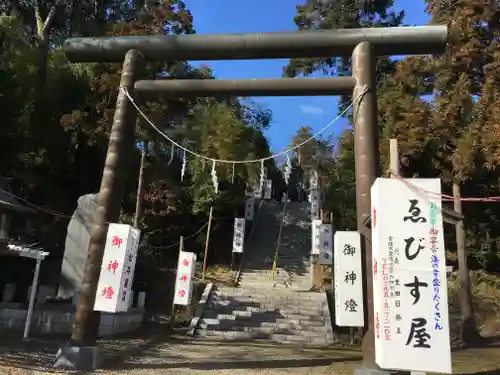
[318,224,333,265]
[94,224,140,313]
[232,218,245,253]
[334,231,364,327]
[245,198,255,220]
[311,219,322,255]
[173,252,197,306]
[264,179,272,199]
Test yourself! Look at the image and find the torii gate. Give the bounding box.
[59,25,448,371]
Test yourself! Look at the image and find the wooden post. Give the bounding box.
[389,138,399,177]
[453,182,480,343]
[71,50,144,344]
[202,207,214,280]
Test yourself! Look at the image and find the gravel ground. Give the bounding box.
[1,332,499,375]
[0,332,360,375]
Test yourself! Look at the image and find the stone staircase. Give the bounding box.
[195,201,334,345]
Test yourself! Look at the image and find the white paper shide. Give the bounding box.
[245,197,255,220]
[318,224,333,265]
[94,223,141,313]
[232,218,245,253]
[371,178,451,373]
[173,251,197,306]
[334,231,364,327]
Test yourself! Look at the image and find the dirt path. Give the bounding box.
[0,333,358,374]
[0,333,499,375]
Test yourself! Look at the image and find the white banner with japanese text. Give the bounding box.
[371,178,451,373]
[334,231,364,327]
[318,223,333,265]
[264,179,272,200]
[310,171,318,190]
[94,223,141,313]
[173,251,196,306]
[311,219,322,255]
[245,197,255,220]
[310,188,320,219]
[232,218,245,253]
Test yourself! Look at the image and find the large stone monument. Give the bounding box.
[57,194,98,299]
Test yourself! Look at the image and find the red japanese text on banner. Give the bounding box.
[94,223,141,313]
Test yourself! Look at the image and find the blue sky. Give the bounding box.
[184,0,430,153]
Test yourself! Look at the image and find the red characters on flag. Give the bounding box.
[107,260,119,273]
[178,289,186,297]
[182,258,190,267]
[111,235,123,248]
[101,286,114,299]
[179,275,188,281]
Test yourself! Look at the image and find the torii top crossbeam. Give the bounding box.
[63,26,448,62]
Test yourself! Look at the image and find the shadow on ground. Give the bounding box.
[105,337,362,371]
[0,329,499,375]
[113,356,360,371]
[0,327,169,372]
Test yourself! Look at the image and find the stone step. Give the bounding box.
[195,329,330,346]
[237,284,312,291]
[209,300,324,310]
[201,313,326,324]
[205,305,325,317]
[211,293,322,302]
[237,283,296,290]
[211,298,322,307]
[200,318,326,330]
[203,311,325,322]
[241,274,290,280]
[241,274,290,281]
[199,322,327,335]
[239,280,291,286]
[213,289,320,299]
[209,302,323,312]
[212,293,324,302]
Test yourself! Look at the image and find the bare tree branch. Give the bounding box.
[42,3,57,34]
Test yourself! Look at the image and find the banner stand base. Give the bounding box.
[355,367,400,375]
[53,345,103,371]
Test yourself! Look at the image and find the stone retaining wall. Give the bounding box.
[0,304,143,336]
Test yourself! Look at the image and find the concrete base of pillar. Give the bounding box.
[53,345,102,371]
[355,367,397,375]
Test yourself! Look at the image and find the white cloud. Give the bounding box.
[300,105,324,115]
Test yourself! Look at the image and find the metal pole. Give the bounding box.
[71,49,144,345]
[352,42,380,369]
[202,207,214,280]
[24,257,42,339]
